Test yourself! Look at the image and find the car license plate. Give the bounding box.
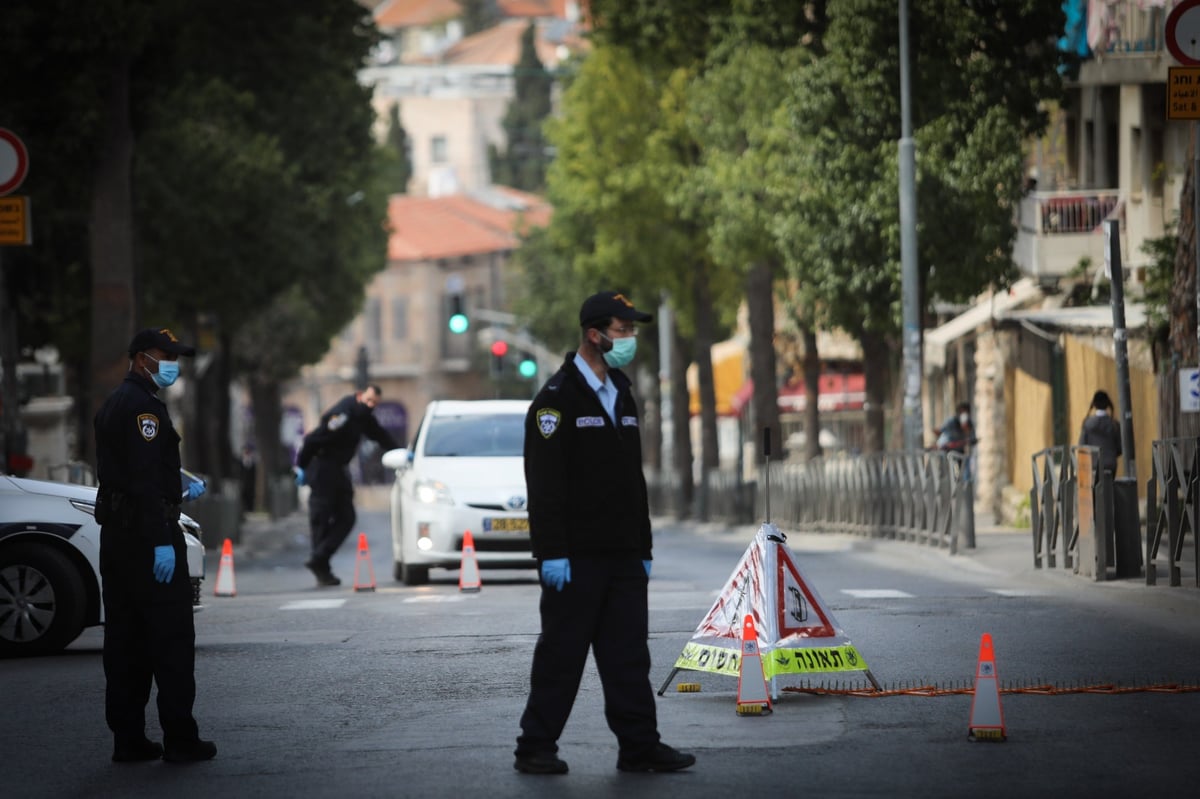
[485,517,529,533]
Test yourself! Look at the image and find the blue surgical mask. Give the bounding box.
[600,334,637,368]
[145,354,180,388]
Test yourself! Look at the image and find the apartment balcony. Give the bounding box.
[1012,191,1123,285]
[1074,0,1173,86]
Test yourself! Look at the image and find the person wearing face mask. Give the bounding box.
[935,402,976,453]
[93,328,216,764]
[513,291,695,776]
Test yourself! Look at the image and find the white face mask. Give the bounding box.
[958,413,970,426]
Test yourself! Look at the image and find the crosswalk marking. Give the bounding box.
[987,588,1045,597]
[280,599,347,610]
[841,589,914,599]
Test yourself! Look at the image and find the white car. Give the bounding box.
[0,474,206,657]
[382,399,534,585]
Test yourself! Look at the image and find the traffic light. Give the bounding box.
[518,351,537,379]
[490,339,508,375]
[448,293,469,334]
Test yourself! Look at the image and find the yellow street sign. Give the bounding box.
[0,195,31,245]
[1168,67,1200,119]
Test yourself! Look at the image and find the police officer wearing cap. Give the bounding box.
[94,327,216,764]
[294,385,398,586]
[513,291,695,776]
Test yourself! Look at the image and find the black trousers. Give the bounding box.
[516,555,660,758]
[307,459,356,566]
[100,530,199,747]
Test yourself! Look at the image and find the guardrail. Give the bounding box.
[1147,437,1199,587]
[648,450,974,552]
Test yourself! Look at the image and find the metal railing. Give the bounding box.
[1146,437,1199,587]
[647,450,974,553]
[1030,446,1077,570]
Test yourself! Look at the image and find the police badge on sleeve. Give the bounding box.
[137,413,159,441]
[537,408,561,439]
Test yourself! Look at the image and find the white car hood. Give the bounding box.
[417,456,527,504]
[4,475,99,502]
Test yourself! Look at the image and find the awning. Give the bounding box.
[727,373,866,417]
[924,278,1043,372]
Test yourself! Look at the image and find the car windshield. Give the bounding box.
[422,413,525,457]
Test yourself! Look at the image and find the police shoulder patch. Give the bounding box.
[537,408,562,439]
[327,413,348,431]
[137,413,159,442]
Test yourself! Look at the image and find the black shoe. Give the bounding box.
[112,738,163,763]
[616,743,696,773]
[306,560,341,587]
[163,739,217,763]
[514,752,569,775]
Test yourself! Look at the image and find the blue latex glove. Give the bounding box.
[153,545,175,583]
[184,480,206,501]
[294,466,306,487]
[540,558,570,591]
[643,560,652,578]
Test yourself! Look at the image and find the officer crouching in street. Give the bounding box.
[94,327,216,764]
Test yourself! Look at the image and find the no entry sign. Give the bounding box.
[0,129,30,196]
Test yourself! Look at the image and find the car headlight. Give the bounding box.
[412,478,453,505]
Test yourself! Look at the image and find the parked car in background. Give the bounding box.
[0,474,206,657]
[382,399,534,585]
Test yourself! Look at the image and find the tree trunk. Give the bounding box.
[670,323,693,518]
[803,325,822,460]
[249,375,286,517]
[746,260,782,460]
[642,357,662,471]
[692,264,720,472]
[860,329,890,453]
[86,57,137,464]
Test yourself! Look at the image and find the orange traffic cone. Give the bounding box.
[735,614,772,715]
[968,633,1007,742]
[459,530,481,593]
[353,533,376,592]
[213,538,236,597]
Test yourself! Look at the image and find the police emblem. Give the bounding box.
[137,413,159,441]
[537,408,561,438]
[327,413,348,431]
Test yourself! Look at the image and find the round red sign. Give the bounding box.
[1167,0,1200,66]
[0,128,30,196]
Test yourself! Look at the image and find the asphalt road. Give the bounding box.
[2,508,1199,799]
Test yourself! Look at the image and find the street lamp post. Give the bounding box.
[899,0,923,451]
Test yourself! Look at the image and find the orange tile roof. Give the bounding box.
[375,0,461,29]
[497,0,556,17]
[386,191,551,261]
[439,18,568,67]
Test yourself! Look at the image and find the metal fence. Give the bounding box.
[1147,437,1199,587]
[647,450,975,553]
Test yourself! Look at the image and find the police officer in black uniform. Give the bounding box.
[294,385,398,586]
[94,327,216,764]
[513,291,695,776]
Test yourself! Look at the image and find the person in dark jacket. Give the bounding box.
[1078,389,1122,474]
[94,327,216,764]
[294,385,398,586]
[513,291,695,776]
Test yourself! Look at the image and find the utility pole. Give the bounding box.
[898,0,923,451]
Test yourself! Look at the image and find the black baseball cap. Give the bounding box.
[579,291,653,327]
[128,327,196,358]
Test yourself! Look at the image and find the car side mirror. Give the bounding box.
[381,448,410,471]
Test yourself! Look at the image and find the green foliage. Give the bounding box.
[490,23,553,191]
[381,104,413,194]
[1141,219,1177,339]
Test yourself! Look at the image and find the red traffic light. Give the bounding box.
[490,340,509,357]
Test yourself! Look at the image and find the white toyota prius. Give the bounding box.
[0,474,207,657]
[382,399,534,585]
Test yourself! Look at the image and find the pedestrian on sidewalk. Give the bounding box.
[93,327,217,764]
[294,385,398,586]
[1078,389,1122,474]
[513,291,695,776]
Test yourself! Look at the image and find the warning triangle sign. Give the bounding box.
[662,522,878,690]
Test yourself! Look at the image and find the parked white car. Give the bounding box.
[382,399,534,585]
[0,474,206,657]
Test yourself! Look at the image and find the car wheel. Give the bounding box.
[0,543,87,657]
[399,561,429,586]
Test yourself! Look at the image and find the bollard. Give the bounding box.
[1111,478,1143,579]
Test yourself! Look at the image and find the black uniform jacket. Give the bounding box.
[296,394,399,468]
[1079,413,1122,472]
[523,354,652,562]
[93,371,182,549]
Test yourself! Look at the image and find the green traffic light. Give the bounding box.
[448,313,469,334]
[518,359,537,379]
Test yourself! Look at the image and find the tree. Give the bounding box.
[382,103,413,194]
[489,23,553,191]
[460,0,498,37]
